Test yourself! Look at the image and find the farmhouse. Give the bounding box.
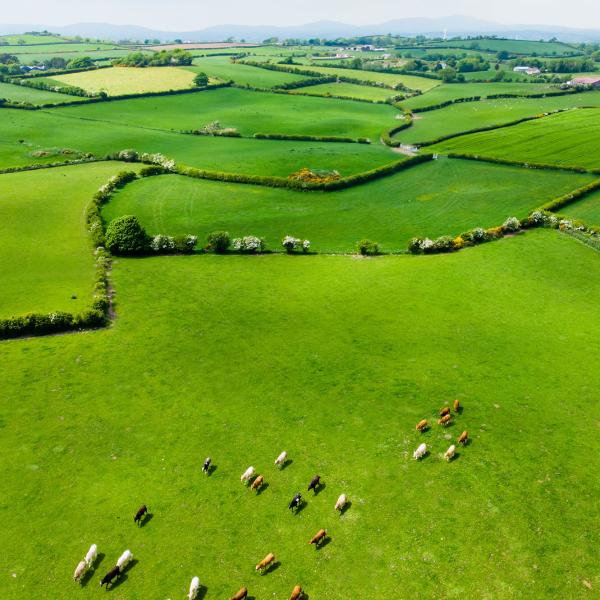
[568,76,600,88]
[513,66,541,75]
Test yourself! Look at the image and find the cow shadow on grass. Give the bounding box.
[139,513,153,528]
[315,537,332,551]
[196,584,208,599]
[80,553,106,587]
[256,482,270,496]
[446,451,460,462]
[261,560,281,575]
[107,559,138,591]
[313,482,326,496]
[279,458,293,470]
[339,501,352,516]
[206,465,217,476]
[293,499,308,515]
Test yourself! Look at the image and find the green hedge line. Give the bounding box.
[381,111,413,147]
[0,157,99,175]
[253,132,370,143]
[411,96,481,113]
[539,179,600,212]
[272,76,335,90]
[447,153,594,174]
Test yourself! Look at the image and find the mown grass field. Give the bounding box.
[52,67,198,95]
[289,81,396,101]
[560,189,600,226]
[432,108,600,169]
[427,38,578,55]
[102,158,594,252]
[397,91,600,145]
[1,231,599,600]
[0,162,141,317]
[53,87,397,140]
[0,33,68,44]
[5,42,123,55]
[0,108,395,176]
[187,56,311,88]
[0,81,87,104]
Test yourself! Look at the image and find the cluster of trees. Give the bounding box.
[113,49,193,67]
[510,57,596,73]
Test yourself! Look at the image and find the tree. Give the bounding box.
[105,216,150,255]
[67,56,93,69]
[193,72,209,87]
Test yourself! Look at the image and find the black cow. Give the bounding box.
[288,493,302,512]
[134,504,147,524]
[202,457,211,474]
[100,565,120,588]
[308,475,321,493]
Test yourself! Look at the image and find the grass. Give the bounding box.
[102,158,594,252]
[0,108,395,176]
[289,81,396,102]
[52,87,397,140]
[401,82,573,110]
[0,81,87,104]
[0,162,141,317]
[431,108,600,169]
[0,33,69,45]
[187,56,311,88]
[257,63,441,92]
[427,38,579,56]
[1,230,599,599]
[560,189,600,226]
[5,42,122,55]
[52,67,197,96]
[397,91,600,145]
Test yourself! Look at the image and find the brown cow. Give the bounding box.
[308,475,321,493]
[439,406,451,417]
[416,419,428,432]
[438,414,451,426]
[453,399,461,412]
[458,430,468,445]
[229,587,248,600]
[251,475,264,491]
[309,529,327,547]
[289,584,303,600]
[255,552,275,572]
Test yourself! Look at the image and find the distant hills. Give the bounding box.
[1,16,600,43]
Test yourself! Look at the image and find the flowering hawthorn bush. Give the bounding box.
[282,236,310,253]
[232,236,266,253]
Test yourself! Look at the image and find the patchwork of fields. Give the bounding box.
[1,32,599,600]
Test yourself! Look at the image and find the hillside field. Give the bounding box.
[0,81,87,104]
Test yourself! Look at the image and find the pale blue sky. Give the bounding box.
[1,0,597,30]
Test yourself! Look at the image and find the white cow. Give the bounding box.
[73,560,88,582]
[241,466,255,484]
[84,543,97,567]
[335,493,347,512]
[413,443,427,460]
[274,451,287,468]
[116,549,133,569]
[444,444,456,462]
[188,576,200,600]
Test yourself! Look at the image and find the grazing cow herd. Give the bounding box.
[413,400,470,461]
[72,405,472,597]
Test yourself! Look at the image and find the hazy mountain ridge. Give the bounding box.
[1,16,599,43]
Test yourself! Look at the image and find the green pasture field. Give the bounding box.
[14,49,150,64]
[398,47,497,59]
[431,108,600,169]
[0,33,68,45]
[5,42,122,55]
[560,189,600,226]
[51,67,197,95]
[254,62,441,91]
[0,161,141,318]
[401,82,561,110]
[102,158,593,252]
[1,230,599,599]
[52,87,397,140]
[187,56,311,88]
[0,81,87,104]
[427,38,579,56]
[0,108,395,176]
[289,81,396,101]
[397,91,600,145]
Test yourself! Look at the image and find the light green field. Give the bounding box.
[290,81,396,101]
[560,189,600,226]
[52,87,397,140]
[52,67,197,95]
[397,91,600,145]
[0,162,141,317]
[427,38,579,56]
[5,42,122,55]
[401,82,565,110]
[1,230,599,599]
[187,56,311,88]
[432,108,600,169]
[254,63,441,91]
[0,108,395,176]
[102,158,593,252]
[14,48,150,64]
[0,34,67,45]
[0,81,87,104]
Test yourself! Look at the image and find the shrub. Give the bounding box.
[194,72,209,87]
[174,234,198,253]
[356,239,379,255]
[105,215,150,255]
[139,165,168,177]
[502,216,521,232]
[432,235,455,252]
[288,168,341,184]
[118,149,139,162]
[206,231,231,253]
[282,235,310,253]
[150,234,175,252]
[232,236,266,253]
